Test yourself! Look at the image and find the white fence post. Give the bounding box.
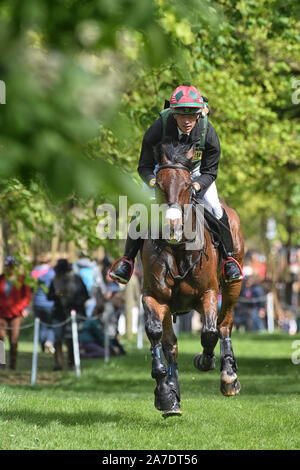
[104,316,110,363]
[137,296,144,350]
[266,292,274,333]
[71,310,81,377]
[0,339,5,369]
[31,317,40,385]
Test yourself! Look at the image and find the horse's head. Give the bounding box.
[154,140,195,244]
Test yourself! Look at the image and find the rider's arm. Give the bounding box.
[193,122,221,192]
[137,118,162,185]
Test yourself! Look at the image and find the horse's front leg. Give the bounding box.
[143,294,178,417]
[217,282,242,396]
[161,312,182,416]
[194,288,219,372]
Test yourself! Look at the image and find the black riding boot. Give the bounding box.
[219,210,243,283]
[109,233,142,285]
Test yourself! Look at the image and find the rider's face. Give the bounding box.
[173,113,200,134]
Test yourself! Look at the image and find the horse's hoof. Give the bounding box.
[154,384,176,412]
[162,403,182,419]
[220,378,241,396]
[193,353,216,371]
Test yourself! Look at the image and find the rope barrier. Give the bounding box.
[0,321,36,330]
[236,295,299,313]
[236,295,266,304]
[0,313,87,330]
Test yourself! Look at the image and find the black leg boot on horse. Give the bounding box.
[194,290,219,373]
[161,314,182,417]
[109,233,142,285]
[143,298,181,418]
[219,337,241,395]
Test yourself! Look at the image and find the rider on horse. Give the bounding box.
[109,82,243,285]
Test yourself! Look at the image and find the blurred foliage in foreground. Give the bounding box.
[0,0,299,264]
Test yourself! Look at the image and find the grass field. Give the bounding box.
[0,330,300,450]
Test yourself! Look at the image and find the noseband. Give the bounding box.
[155,163,191,174]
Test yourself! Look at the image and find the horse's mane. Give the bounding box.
[154,139,194,171]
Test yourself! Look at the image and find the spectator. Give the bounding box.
[48,258,89,370]
[0,256,31,370]
[78,310,121,359]
[101,290,126,356]
[125,267,141,339]
[74,253,107,317]
[102,259,120,300]
[234,275,266,332]
[31,253,55,353]
[278,308,298,335]
[73,251,96,296]
[233,276,255,332]
[78,312,106,359]
[250,275,266,331]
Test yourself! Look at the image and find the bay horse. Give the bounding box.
[141,140,244,418]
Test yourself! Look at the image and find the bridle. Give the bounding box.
[155,163,192,175]
[155,162,196,207]
[154,161,197,246]
[153,161,207,282]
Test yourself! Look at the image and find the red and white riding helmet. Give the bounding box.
[170,81,205,114]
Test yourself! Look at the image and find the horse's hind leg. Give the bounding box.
[161,313,182,416]
[218,281,242,396]
[194,288,219,372]
[218,203,244,396]
[143,295,179,416]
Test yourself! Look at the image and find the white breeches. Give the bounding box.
[191,167,223,219]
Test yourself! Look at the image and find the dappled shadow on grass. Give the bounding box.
[1,348,299,399]
[0,407,126,427]
[234,332,300,342]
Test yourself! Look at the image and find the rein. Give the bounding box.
[165,248,208,283]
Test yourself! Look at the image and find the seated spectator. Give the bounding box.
[78,311,121,359]
[278,308,298,335]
